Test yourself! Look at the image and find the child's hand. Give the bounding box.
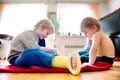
[50,48,64,56]
[47,48,57,55]
[83,62,91,65]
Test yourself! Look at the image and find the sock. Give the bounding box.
[52,52,81,75]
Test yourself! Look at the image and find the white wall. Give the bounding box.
[47,2,57,12]
[94,0,120,18]
[43,0,109,14]
[107,0,120,13]
[98,2,109,18]
[0,0,109,17]
[0,0,111,19]
[0,0,107,3]
[46,1,109,18]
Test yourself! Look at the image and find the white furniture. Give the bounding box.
[55,36,86,56]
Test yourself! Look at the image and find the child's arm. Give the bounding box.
[89,32,101,65]
[20,31,57,55]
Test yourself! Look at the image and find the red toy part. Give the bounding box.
[118,8,120,12]
[80,62,112,72]
[114,57,120,61]
[0,62,112,73]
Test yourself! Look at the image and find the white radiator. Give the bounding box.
[0,39,11,60]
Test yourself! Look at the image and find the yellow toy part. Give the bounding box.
[52,52,81,75]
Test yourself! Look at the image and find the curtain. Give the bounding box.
[89,4,99,19]
[0,3,5,20]
[57,3,99,35]
[0,3,47,36]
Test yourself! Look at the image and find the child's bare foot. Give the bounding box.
[67,52,81,75]
[71,54,77,70]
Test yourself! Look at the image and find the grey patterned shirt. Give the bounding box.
[7,30,57,61]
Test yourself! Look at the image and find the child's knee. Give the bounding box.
[24,48,38,52]
[78,49,89,56]
[22,48,38,58]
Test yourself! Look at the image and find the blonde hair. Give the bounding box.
[34,19,54,33]
[80,17,100,31]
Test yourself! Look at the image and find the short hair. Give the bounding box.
[80,17,100,30]
[34,19,54,33]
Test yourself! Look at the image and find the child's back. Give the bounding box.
[94,31,115,58]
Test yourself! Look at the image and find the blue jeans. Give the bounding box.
[78,48,114,65]
[10,49,55,68]
[78,48,90,63]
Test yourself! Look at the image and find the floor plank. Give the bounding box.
[0,60,120,80]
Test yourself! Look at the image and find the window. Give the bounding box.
[0,3,47,37]
[57,3,99,36]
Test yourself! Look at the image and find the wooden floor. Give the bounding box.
[0,60,120,80]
